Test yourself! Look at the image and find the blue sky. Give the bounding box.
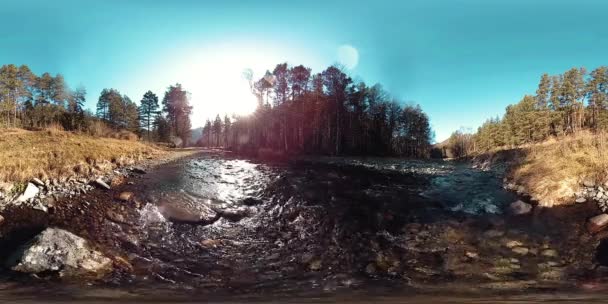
[1,0,607,141]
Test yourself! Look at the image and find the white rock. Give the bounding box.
[16,183,39,203]
[575,197,587,203]
[7,228,112,277]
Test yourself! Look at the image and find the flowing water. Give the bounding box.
[1,152,607,303]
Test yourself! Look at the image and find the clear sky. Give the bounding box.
[2,0,607,141]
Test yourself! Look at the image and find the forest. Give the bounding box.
[0,63,192,144]
[199,63,433,158]
[0,62,432,158]
[445,66,608,157]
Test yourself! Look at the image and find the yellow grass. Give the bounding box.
[0,128,165,183]
[508,131,608,206]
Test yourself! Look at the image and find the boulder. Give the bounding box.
[158,202,218,224]
[16,183,39,203]
[588,214,608,233]
[7,228,112,278]
[510,200,532,215]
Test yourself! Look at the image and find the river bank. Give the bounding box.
[0,151,607,301]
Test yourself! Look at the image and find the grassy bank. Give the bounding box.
[475,131,608,207]
[0,128,165,184]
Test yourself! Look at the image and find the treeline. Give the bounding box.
[0,64,88,130]
[0,63,193,145]
[445,66,608,157]
[95,84,192,144]
[199,63,433,157]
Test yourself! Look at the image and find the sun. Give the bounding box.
[179,54,259,121]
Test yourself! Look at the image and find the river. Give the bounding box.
[0,151,607,303]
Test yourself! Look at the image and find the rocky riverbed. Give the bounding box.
[0,151,608,302]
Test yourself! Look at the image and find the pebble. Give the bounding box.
[465,251,479,259]
[504,240,524,248]
[512,247,529,255]
[584,180,596,187]
[94,178,111,190]
[309,260,322,271]
[484,229,505,238]
[541,249,558,258]
[31,178,45,187]
[116,192,134,202]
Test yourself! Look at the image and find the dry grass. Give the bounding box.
[508,131,608,206]
[0,128,165,183]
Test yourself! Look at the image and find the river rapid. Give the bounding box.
[0,151,607,303]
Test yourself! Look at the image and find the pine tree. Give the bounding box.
[139,90,160,140]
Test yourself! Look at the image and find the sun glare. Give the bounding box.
[170,41,322,127]
[178,53,258,123]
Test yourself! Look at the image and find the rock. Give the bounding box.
[365,263,377,275]
[483,229,505,238]
[31,178,45,188]
[541,249,558,258]
[110,176,125,187]
[576,197,587,203]
[158,202,218,224]
[309,260,322,271]
[588,214,608,233]
[242,197,263,206]
[510,200,532,215]
[7,228,112,278]
[32,202,48,213]
[0,182,13,194]
[106,210,126,223]
[130,167,147,174]
[0,214,4,225]
[512,247,529,255]
[116,192,134,202]
[504,240,524,248]
[465,251,479,259]
[516,185,526,194]
[16,183,39,203]
[584,179,596,188]
[200,239,221,248]
[93,179,111,190]
[216,206,252,221]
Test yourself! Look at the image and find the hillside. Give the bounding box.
[0,129,165,184]
[474,131,608,207]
